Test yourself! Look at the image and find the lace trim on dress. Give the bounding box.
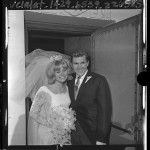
[29,89,76,145]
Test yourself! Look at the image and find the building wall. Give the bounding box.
[8,11,26,145]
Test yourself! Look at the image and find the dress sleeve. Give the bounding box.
[29,88,52,127]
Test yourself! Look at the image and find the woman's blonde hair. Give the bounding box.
[46,58,72,84]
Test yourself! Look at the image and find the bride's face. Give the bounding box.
[55,65,68,83]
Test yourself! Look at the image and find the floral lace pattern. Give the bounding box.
[47,105,76,145]
[29,87,76,145]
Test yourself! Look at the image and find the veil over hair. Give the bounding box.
[25,49,71,101]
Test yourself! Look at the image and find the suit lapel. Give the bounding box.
[68,74,76,104]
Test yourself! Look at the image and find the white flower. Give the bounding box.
[85,76,92,83]
[47,104,76,145]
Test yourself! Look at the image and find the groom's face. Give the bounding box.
[72,55,89,77]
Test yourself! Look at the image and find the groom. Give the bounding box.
[68,51,112,145]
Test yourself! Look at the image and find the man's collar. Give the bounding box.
[76,70,88,79]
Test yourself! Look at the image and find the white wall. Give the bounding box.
[8,11,25,145]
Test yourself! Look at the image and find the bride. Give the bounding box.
[26,49,90,145]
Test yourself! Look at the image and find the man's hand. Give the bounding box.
[96,141,106,145]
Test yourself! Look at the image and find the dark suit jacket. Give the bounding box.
[67,71,112,144]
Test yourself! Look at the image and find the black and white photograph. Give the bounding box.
[3,1,146,149]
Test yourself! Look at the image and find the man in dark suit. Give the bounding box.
[68,51,112,145]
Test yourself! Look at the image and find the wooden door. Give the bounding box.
[91,15,143,144]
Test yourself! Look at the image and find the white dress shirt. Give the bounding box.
[75,70,88,90]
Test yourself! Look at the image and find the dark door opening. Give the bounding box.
[28,30,64,54]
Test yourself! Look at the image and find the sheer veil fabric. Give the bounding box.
[25,49,71,101]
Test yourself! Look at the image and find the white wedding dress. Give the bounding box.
[28,86,76,145]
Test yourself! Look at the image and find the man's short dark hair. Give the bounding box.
[72,51,89,62]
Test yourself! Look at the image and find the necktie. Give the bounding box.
[74,76,81,100]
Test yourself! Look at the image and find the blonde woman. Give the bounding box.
[26,49,90,145]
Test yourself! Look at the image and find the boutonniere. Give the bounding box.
[85,76,92,83]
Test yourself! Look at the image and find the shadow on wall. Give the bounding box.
[11,114,25,145]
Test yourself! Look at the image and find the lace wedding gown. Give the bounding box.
[28,86,76,145]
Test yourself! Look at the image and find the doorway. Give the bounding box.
[24,11,143,145]
[28,30,65,54]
